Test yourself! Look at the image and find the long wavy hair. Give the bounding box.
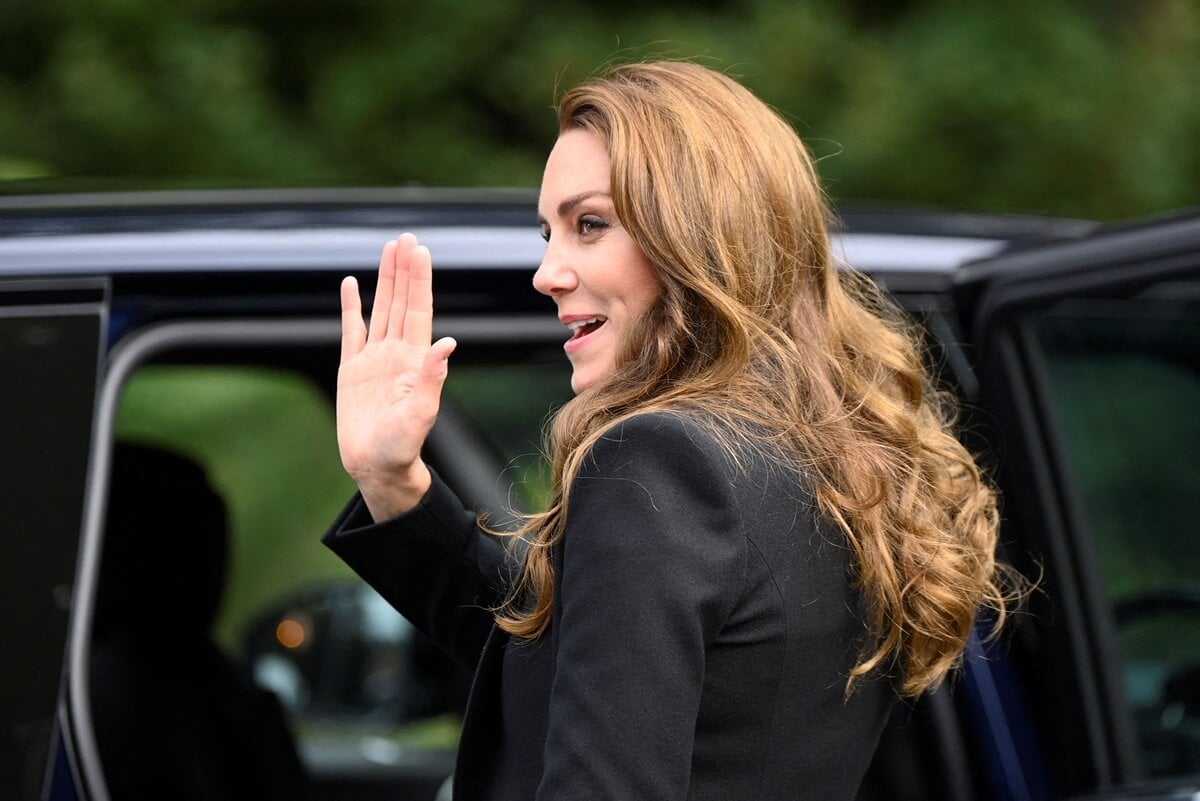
[494,60,1023,697]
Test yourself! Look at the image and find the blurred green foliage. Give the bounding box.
[1,0,1198,218]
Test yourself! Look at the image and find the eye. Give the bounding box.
[539,226,550,243]
[578,215,609,236]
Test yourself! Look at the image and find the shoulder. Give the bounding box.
[560,411,750,586]
[580,410,736,479]
[566,411,753,531]
[577,412,824,542]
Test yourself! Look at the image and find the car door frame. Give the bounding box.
[0,276,111,801]
[64,294,567,801]
[956,211,1200,800]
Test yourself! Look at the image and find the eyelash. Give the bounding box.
[540,214,610,243]
[578,215,609,235]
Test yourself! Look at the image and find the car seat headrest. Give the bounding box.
[95,441,229,637]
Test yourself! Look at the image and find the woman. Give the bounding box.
[325,61,1019,800]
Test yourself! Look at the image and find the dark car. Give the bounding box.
[1,189,1198,801]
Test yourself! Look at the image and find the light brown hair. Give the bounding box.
[496,60,1024,697]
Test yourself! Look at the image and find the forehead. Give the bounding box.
[538,129,611,213]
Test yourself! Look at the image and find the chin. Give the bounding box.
[569,368,600,395]
[569,356,618,395]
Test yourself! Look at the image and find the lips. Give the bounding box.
[562,315,607,353]
[567,316,607,340]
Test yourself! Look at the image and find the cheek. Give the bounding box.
[598,233,662,317]
[629,263,663,315]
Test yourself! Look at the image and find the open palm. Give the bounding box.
[337,234,456,520]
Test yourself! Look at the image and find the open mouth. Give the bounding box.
[567,316,607,340]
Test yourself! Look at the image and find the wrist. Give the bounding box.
[357,461,433,522]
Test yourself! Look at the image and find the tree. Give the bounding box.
[1,0,1197,219]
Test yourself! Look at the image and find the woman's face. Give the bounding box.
[534,129,663,394]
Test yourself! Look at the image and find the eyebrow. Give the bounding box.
[537,190,612,226]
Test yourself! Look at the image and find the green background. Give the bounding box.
[2,0,1198,220]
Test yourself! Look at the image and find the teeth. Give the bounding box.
[566,317,605,331]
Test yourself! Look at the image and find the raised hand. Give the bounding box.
[337,234,457,521]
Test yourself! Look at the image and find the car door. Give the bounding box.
[959,212,1200,800]
[0,277,109,801]
[62,262,567,801]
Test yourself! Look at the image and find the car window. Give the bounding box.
[113,365,357,649]
[0,288,105,801]
[440,360,571,512]
[1028,279,1200,781]
[96,348,569,798]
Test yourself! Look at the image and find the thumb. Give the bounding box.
[420,336,457,386]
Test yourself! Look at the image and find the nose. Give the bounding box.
[532,241,576,298]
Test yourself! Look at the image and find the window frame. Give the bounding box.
[68,311,566,801]
[961,212,1200,799]
[0,277,108,801]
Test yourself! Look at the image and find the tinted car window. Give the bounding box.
[0,289,105,801]
[94,339,571,799]
[441,359,572,512]
[1030,279,1200,780]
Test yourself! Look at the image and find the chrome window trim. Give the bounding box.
[2,227,1004,275]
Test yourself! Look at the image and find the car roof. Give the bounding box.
[0,188,1095,284]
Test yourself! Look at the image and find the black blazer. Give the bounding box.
[324,412,893,801]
